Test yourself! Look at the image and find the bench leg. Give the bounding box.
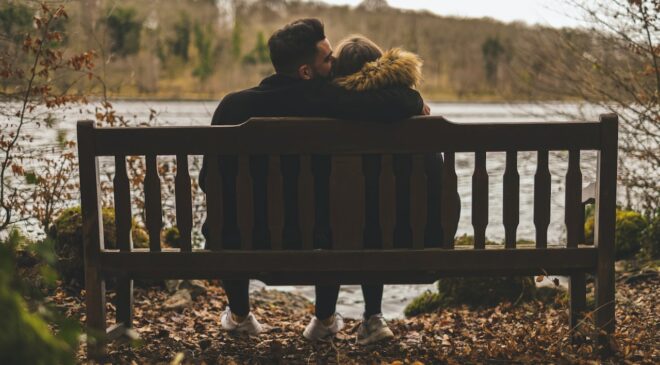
[595,262,615,353]
[569,272,586,342]
[116,276,134,329]
[86,267,107,360]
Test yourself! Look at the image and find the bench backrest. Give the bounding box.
[77,115,618,268]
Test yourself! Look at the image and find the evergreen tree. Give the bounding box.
[482,37,504,86]
[193,23,214,81]
[170,13,192,61]
[231,21,242,60]
[105,7,142,57]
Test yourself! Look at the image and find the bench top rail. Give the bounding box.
[81,117,605,156]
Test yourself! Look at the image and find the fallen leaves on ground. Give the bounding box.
[47,272,659,364]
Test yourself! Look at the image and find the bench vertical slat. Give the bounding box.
[299,155,314,250]
[281,156,299,249]
[566,150,582,247]
[175,154,193,252]
[268,156,284,250]
[363,155,382,248]
[441,152,459,249]
[534,150,551,248]
[313,155,332,249]
[595,114,617,348]
[113,156,132,250]
[393,155,412,248]
[237,156,253,250]
[503,151,519,248]
[113,155,133,329]
[565,149,586,332]
[144,154,162,252]
[330,156,365,250]
[77,121,106,358]
[424,154,442,248]
[380,154,396,249]
[472,151,488,249]
[250,156,268,249]
[204,155,223,250]
[410,155,427,250]
[578,201,587,244]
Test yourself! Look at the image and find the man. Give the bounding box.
[199,18,426,344]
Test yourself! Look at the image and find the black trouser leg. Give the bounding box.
[223,279,250,317]
[362,284,384,318]
[315,284,340,320]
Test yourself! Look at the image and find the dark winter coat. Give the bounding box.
[200,73,425,249]
[332,48,459,248]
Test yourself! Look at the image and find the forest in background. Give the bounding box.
[2,0,602,101]
[2,0,657,210]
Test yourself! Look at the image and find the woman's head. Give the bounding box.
[332,35,422,91]
[332,35,383,78]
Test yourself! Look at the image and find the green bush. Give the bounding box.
[164,226,180,248]
[0,231,79,365]
[585,209,647,259]
[48,206,148,286]
[454,234,499,246]
[641,215,660,259]
[454,234,535,247]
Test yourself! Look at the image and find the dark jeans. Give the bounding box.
[215,155,385,320]
[212,153,453,320]
[315,284,383,320]
[224,280,383,320]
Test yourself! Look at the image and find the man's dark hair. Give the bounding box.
[268,18,326,75]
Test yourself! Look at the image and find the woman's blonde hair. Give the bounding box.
[332,35,383,78]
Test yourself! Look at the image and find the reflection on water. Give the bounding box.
[16,100,609,318]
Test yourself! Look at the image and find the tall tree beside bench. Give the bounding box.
[77,114,618,357]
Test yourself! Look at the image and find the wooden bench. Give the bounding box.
[77,114,618,357]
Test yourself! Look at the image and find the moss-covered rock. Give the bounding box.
[585,209,647,259]
[437,276,536,308]
[404,290,442,317]
[404,276,538,316]
[48,206,148,286]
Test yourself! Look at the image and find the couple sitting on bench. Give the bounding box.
[199,18,433,345]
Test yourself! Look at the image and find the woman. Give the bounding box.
[333,36,423,92]
[315,36,442,345]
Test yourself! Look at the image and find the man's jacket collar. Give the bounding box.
[259,73,303,88]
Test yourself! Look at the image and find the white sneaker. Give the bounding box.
[356,313,394,345]
[220,307,263,335]
[303,313,344,341]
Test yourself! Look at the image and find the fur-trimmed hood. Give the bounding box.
[333,48,422,91]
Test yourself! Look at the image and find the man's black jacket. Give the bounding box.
[199,73,425,249]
